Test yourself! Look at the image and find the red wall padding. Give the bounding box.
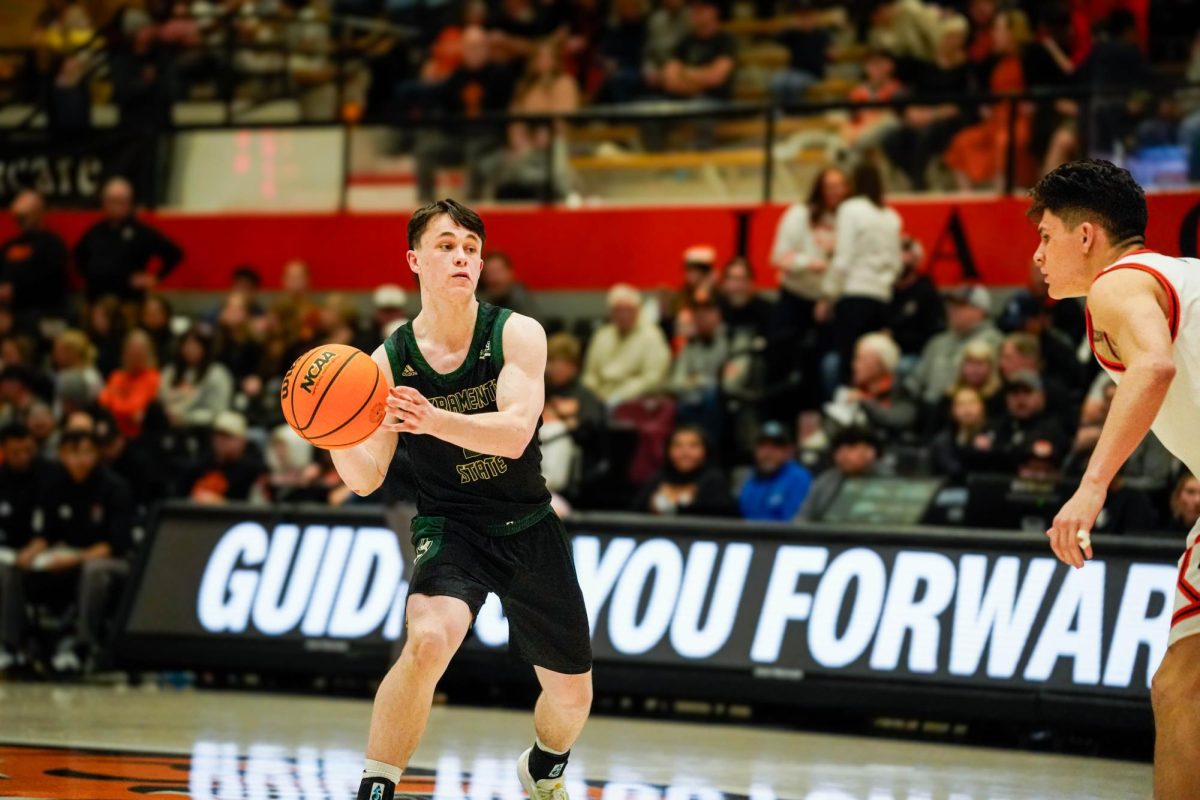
[6,193,1200,292]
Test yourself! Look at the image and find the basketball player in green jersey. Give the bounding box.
[331,199,593,800]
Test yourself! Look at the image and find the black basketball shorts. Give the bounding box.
[407,507,593,674]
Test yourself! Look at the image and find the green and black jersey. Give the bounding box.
[383,302,551,534]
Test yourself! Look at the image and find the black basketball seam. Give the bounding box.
[306,361,382,441]
[288,347,315,431]
[298,350,360,432]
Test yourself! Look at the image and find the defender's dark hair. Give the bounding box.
[407,199,486,250]
[1027,159,1147,246]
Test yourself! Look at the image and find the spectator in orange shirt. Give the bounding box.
[841,49,905,156]
[98,329,160,439]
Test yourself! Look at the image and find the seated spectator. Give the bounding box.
[582,284,672,406]
[907,284,1002,407]
[214,292,266,389]
[495,39,580,201]
[739,421,812,522]
[318,293,373,352]
[415,26,515,202]
[770,0,831,105]
[99,329,161,440]
[992,370,1069,478]
[479,251,541,319]
[23,430,134,673]
[661,0,735,103]
[632,424,736,516]
[25,402,56,458]
[1167,473,1200,534]
[880,14,975,190]
[644,0,690,92]
[596,0,649,103]
[866,0,941,81]
[933,337,1004,425]
[826,331,916,440]
[663,245,718,346]
[542,332,605,497]
[93,408,166,514]
[139,294,177,368]
[944,9,1033,188]
[930,386,996,484]
[263,425,321,504]
[184,411,268,504]
[160,326,235,428]
[888,237,945,359]
[85,296,127,377]
[1,189,68,337]
[796,426,883,522]
[0,423,48,671]
[1022,5,1079,178]
[0,366,42,427]
[208,265,266,324]
[668,289,740,432]
[998,331,1077,433]
[51,329,104,415]
[1078,9,1155,156]
[998,260,1085,381]
[371,284,410,340]
[841,49,904,154]
[717,257,773,341]
[1062,377,1173,494]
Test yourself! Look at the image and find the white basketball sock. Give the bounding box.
[362,758,403,784]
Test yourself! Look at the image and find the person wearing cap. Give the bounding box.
[738,421,812,522]
[992,369,1069,477]
[581,284,672,406]
[795,425,883,522]
[663,245,718,346]
[668,288,741,433]
[477,251,540,322]
[906,282,1003,406]
[372,284,410,339]
[997,331,1078,434]
[183,410,267,504]
[22,429,134,673]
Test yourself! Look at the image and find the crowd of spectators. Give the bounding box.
[2,153,1198,675]
[9,1,1200,195]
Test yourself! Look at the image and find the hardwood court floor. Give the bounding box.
[0,682,1149,800]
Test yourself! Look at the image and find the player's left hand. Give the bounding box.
[1047,483,1104,569]
[384,386,442,435]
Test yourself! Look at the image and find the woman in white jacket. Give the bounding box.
[821,161,903,386]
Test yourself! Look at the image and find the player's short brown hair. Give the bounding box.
[407,198,486,250]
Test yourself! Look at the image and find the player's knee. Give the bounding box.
[1151,653,1200,717]
[549,673,592,713]
[403,624,455,671]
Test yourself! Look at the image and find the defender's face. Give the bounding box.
[1033,211,1088,299]
[410,215,484,297]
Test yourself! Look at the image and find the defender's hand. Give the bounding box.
[384,386,443,436]
[1047,484,1104,569]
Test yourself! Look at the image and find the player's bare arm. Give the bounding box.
[384,312,546,459]
[1048,270,1176,568]
[331,344,399,496]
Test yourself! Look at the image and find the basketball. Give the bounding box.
[280,344,388,450]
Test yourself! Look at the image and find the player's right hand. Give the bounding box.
[1046,483,1104,569]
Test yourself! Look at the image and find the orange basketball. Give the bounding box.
[280,344,388,450]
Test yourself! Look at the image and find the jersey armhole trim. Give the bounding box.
[1090,262,1180,341]
[492,307,513,372]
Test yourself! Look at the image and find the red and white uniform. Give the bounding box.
[1087,249,1200,645]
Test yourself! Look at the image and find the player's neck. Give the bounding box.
[413,293,479,347]
[1090,241,1149,279]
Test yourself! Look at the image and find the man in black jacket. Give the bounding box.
[74,177,183,303]
[23,430,134,672]
[0,190,68,337]
[0,423,49,671]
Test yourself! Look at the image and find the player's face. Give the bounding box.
[411,216,484,297]
[1032,211,1088,299]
